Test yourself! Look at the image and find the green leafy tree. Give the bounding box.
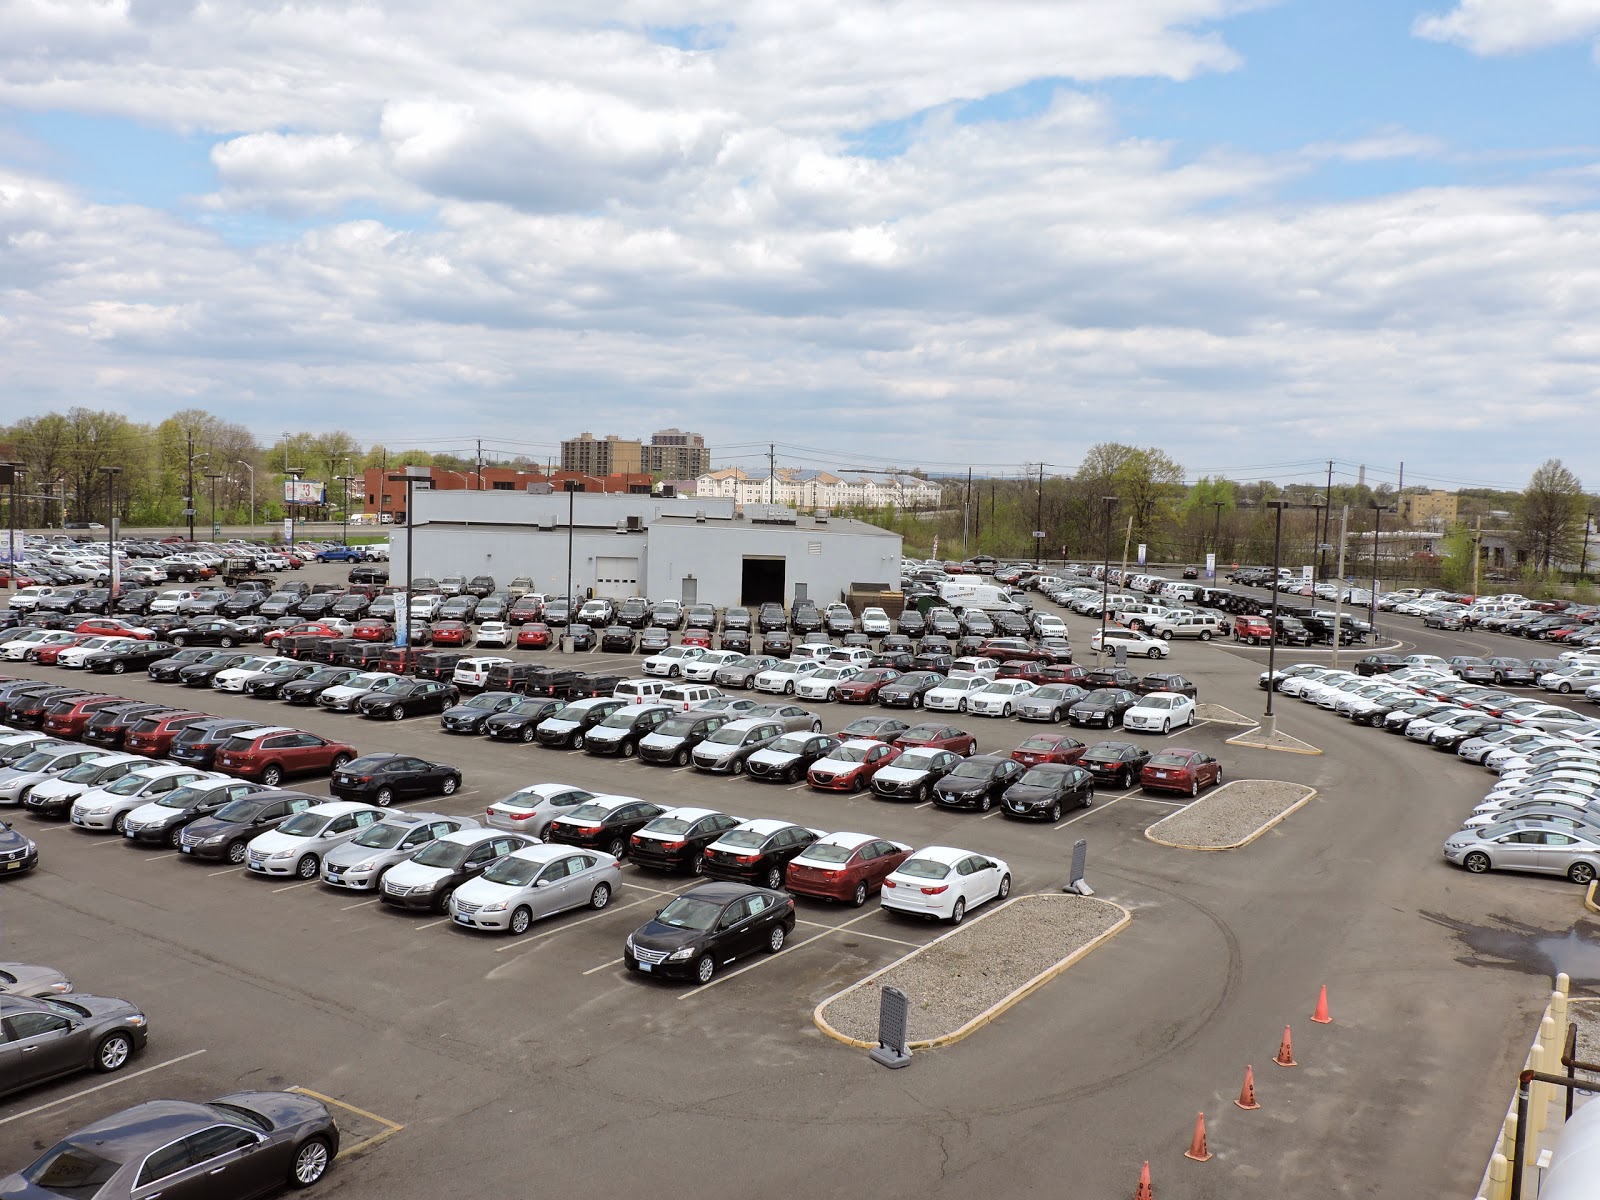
[1515,459,1584,572]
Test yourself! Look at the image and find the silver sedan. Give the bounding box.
[1443,823,1600,884]
[449,844,622,934]
[744,703,824,734]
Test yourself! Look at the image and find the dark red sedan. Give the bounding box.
[892,722,978,755]
[431,620,472,647]
[806,739,902,791]
[785,833,912,906]
[1140,748,1224,797]
[681,628,713,648]
[352,619,394,642]
[835,668,903,704]
[516,623,552,649]
[263,621,344,647]
[1010,732,1086,767]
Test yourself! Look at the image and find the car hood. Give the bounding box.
[248,829,320,855]
[213,1089,329,1129]
[541,718,581,732]
[935,775,989,792]
[639,731,688,748]
[873,765,930,784]
[630,918,703,953]
[1004,782,1065,802]
[384,860,453,888]
[126,801,178,824]
[747,747,799,765]
[24,775,89,798]
[452,876,522,906]
[0,963,70,994]
[54,992,145,1020]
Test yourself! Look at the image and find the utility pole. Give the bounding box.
[1330,505,1349,671]
[1318,460,1333,581]
[185,430,196,543]
[234,461,256,530]
[282,431,291,473]
[205,473,224,540]
[768,444,776,506]
[1119,515,1133,583]
[476,439,484,491]
[963,467,972,556]
[1034,462,1045,567]
[1472,516,1483,597]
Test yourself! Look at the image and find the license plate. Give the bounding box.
[125,830,135,838]
[181,845,192,853]
[72,816,84,825]
[638,962,652,973]
[454,914,472,925]
[4,862,19,870]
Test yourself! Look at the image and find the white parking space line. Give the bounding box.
[786,783,808,792]
[678,910,880,999]
[148,851,181,861]
[1054,793,1128,830]
[914,801,933,810]
[87,837,125,847]
[794,919,920,948]
[1136,796,1188,806]
[0,1050,208,1127]
[493,895,657,955]
[340,897,381,910]
[582,956,626,976]
[206,866,244,877]
[270,879,319,893]
[415,917,453,930]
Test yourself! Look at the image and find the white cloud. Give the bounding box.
[1414,0,1600,56]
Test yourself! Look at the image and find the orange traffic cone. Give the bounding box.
[1311,984,1332,1024]
[1274,1024,1297,1067]
[1134,1160,1153,1199]
[1183,1111,1213,1162]
[1235,1064,1261,1110]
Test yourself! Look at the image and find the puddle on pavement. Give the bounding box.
[1422,911,1600,986]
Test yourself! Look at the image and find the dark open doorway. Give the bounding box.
[741,556,786,607]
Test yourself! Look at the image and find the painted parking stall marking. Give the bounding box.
[286,1086,405,1158]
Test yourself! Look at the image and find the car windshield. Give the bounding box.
[948,761,993,779]
[351,823,409,849]
[481,856,541,885]
[766,734,814,754]
[1140,697,1175,709]
[549,705,587,722]
[643,815,700,837]
[829,745,869,763]
[13,750,63,771]
[894,749,943,770]
[600,711,641,729]
[106,772,158,795]
[22,1140,122,1197]
[717,829,771,850]
[59,761,111,783]
[1020,767,1068,785]
[655,895,723,931]
[412,840,472,868]
[1018,737,1064,752]
[213,798,268,822]
[462,694,505,710]
[155,785,208,809]
[898,858,951,880]
[705,726,749,745]
[651,717,696,737]
[276,813,328,838]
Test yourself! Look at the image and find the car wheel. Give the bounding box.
[227,839,247,864]
[521,726,536,743]
[622,740,637,758]
[1199,631,1212,641]
[731,758,745,776]
[949,897,967,925]
[1570,862,1597,886]
[261,764,284,786]
[669,665,681,677]
[441,775,460,795]
[1148,648,1162,659]
[330,752,352,770]
[433,885,455,913]
[1001,704,1012,717]
[173,636,187,646]
[590,882,611,909]
[219,636,235,648]
[571,733,586,751]
[958,699,967,713]
[1048,801,1062,822]
[765,865,783,890]
[111,660,126,674]
[997,873,1011,900]
[167,824,184,848]
[1189,777,1200,797]
[691,854,706,875]
[288,1137,332,1189]
[978,793,992,813]
[811,721,823,733]
[375,787,394,806]
[296,854,319,880]
[1121,769,1133,789]
[852,881,869,907]
[390,705,406,721]
[694,954,715,984]
[1463,851,1491,874]
[853,774,866,792]
[767,924,787,953]
[1051,708,1063,722]
[111,811,128,834]
[92,1030,135,1073]
[1559,682,1572,693]
[826,689,837,702]
[1161,719,1170,734]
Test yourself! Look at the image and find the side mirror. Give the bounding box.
[534,878,551,888]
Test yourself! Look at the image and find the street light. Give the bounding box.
[563,479,580,653]
[1212,501,1226,567]
[100,467,122,595]
[1583,511,1594,582]
[4,463,22,589]
[235,461,256,531]
[205,473,224,541]
[341,459,354,548]
[1098,496,1119,652]
[1263,500,1289,731]
[1369,503,1386,637]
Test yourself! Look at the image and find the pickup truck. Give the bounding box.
[314,545,366,563]
[1147,612,1223,641]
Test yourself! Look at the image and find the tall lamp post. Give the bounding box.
[1263,500,1289,733]
[100,466,122,596]
[563,480,579,653]
[1582,511,1594,582]
[1368,503,1386,638]
[1098,496,1119,652]
[205,473,224,541]
[1212,501,1225,566]
[4,463,22,588]
[234,461,256,532]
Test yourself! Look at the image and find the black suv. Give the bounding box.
[617,598,651,629]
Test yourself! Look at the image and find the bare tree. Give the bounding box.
[1516,459,1584,572]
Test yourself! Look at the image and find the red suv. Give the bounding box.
[1232,615,1273,645]
[124,711,208,756]
[41,694,126,739]
[212,725,357,786]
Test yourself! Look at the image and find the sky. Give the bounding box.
[1,0,1598,495]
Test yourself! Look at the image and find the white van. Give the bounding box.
[936,581,1024,613]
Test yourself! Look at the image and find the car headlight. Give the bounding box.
[479,900,509,912]
[86,805,113,816]
[126,1014,147,1027]
[625,936,635,952]
[268,849,295,860]
[48,981,71,993]
[350,859,382,872]
[668,945,697,961]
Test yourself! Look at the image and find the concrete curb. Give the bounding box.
[1145,782,1318,851]
[1586,879,1598,915]
[1225,726,1324,755]
[1194,703,1256,726]
[812,894,1132,1051]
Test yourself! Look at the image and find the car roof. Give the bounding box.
[581,794,645,811]
[655,806,725,822]
[834,739,885,752]
[302,801,383,817]
[901,845,977,866]
[806,831,876,849]
[435,827,504,845]
[727,817,797,836]
[62,1098,224,1151]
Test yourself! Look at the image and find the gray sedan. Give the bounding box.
[714,655,779,689]
[745,703,825,734]
[0,961,72,997]
[0,992,149,1095]
[321,811,480,891]
[1443,822,1600,884]
[449,843,622,934]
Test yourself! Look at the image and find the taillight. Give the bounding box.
[920,885,948,895]
[883,878,896,888]
[735,853,760,864]
[659,840,686,851]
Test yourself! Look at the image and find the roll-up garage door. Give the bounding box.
[594,557,640,601]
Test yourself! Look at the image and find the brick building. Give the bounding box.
[361,465,655,521]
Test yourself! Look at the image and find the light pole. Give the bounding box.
[341,469,354,548]
[1263,500,1288,732]
[4,463,22,588]
[563,479,579,653]
[1368,503,1386,639]
[1098,496,1119,652]
[100,466,122,596]
[205,473,224,541]
[1582,511,1594,581]
[235,461,256,531]
[1212,501,1225,566]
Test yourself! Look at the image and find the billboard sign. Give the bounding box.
[1136,543,1147,566]
[1301,565,1315,595]
[393,593,409,647]
[1204,552,1216,580]
[283,480,326,505]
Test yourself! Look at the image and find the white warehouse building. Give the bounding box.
[391,488,902,608]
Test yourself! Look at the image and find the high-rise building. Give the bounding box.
[561,433,643,476]
[645,428,711,477]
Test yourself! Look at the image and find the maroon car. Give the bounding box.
[1140,748,1223,796]
[892,722,978,755]
[835,668,903,704]
[1010,732,1087,767]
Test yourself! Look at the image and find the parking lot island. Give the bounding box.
[1145,779,1318,851]
[814,894,1129,1048]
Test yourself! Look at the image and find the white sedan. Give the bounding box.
[56,636,139,669]
[752,660,821,694]
[683,650,743,682]
[923,675,990,713]
[966,679,1038,718]
[1089,630,1169,659]
[1122,691,1196,734]
[642,646,707,677]
[880,845,1011,925]
[794,664,861,702]
[211,655,295,692]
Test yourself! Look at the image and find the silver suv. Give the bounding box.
[691,719,784,775]
[321,811,480,891]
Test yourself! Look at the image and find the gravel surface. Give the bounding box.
[1196,702,1255,725]
[1571,997,1600,1075]
[1146,779,1316,850]
[817,894,1127,1046]
[1225,726,1322,753]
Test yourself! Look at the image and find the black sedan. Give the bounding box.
[0,992,148,1095]
[1355,654,1407,677]
[82,641,180,675]
[931,754,1024,812]
[177,651,251,687]
[600,625,637,653]
[241,660,320,697]
[122,779,268,847]
[439,691,521,734]
[628,808,743,873]
[483,697,565,743]
[1080,740,1152,789]
[877,671,945,708]
[329,754,462,805]
[1068,688,1140,728]
[146,647,219,682]
[547,797,666,858]
[0,818,38,875]
[356,679,458,720]
[1002,764,1095,821]
[700,819,821,890]
[568,623,597,651]
[719,628,752,652]
[624,881,795,983]
[0,1089,340,1195]
[745,732,840,782]
[835,716,910,743]
[168,619,255,648]
[278,667,363,705]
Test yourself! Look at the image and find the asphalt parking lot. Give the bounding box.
[1,571,1590,1199]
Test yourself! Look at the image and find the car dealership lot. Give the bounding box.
[0,578,1589,1199]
